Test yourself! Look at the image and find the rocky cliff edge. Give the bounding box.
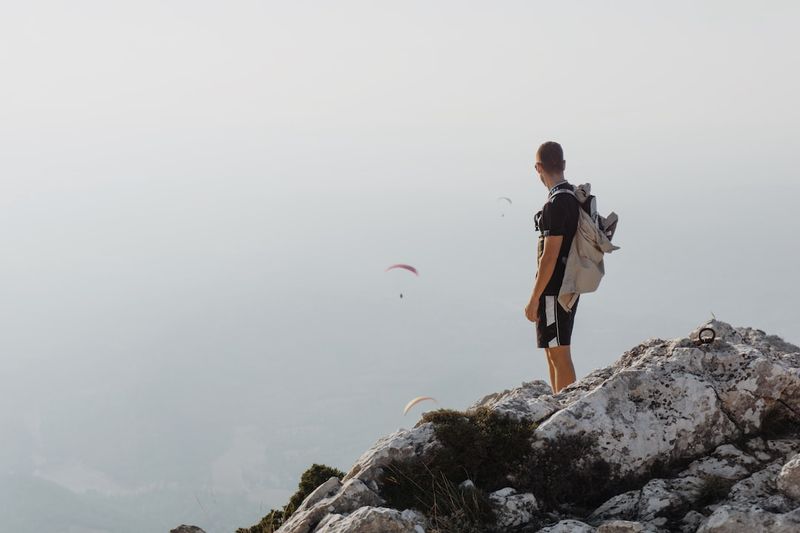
[273,320,800,533]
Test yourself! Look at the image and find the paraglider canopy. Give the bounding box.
[403,396,437,415]
[385,264,419,276]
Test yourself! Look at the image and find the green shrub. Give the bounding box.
[384,460,494,532]
[519,432,618,512]
[760,403,800,439]
[414,407,538,490]
[236,463,346,533]
[235,509,284,533]
[695,475,735,508]
[284,464,347,516]
[381,407,538,530]
[384,407,628,525]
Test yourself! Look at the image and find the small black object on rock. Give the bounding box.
[697,327,716,345]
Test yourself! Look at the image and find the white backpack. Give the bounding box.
[549,183,620,311]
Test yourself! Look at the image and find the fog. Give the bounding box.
[1,1,798,531]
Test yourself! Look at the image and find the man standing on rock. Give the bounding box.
[525,141,581,394]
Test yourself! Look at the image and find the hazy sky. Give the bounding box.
[1,2,799,532]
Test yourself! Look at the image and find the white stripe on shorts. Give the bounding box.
[545,295,556,326]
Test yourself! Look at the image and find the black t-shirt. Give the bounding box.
[534,181,580,295]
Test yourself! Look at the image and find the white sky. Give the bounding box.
[1,2,799,532]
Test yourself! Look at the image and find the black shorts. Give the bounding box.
[535,294,579,348]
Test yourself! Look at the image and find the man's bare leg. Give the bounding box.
[544,348,557,393]
[548,345,576,393]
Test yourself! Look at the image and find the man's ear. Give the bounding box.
[562,160,567,171]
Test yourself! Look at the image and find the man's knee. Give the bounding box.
[548,345,572,362]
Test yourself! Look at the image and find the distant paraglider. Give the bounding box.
[497,196,512,217]
[386,264,418,299]
[403,396,437,415]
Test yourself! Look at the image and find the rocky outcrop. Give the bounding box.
[341,420,439,490]
[537,519,596,532]
[270,422,438,533]
[697,506,800,532]
[313,507,427,533]
[276,477,387,533]
[507,321,800,481]
[271,320,799,533]
[170,526,206,533]
[489,487,539,529]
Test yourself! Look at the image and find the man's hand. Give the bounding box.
[525,297,539,323]
[527,235,561,324]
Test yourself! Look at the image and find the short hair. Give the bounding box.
[536,141,565,173]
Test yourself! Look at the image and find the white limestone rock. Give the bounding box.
[469,380,560,423]
[588,457,800,533]
[488,486,538,529]
[724,460,783,507]
[294,477,343,514]
[696,505,800,532]
[277,478,384,533]
[680,443,761,480]
[596,521,647,533]
[638,477,703,521]
[312,507,427,533]
[535,363,738,477]
[679,510,706,533]
[588,490,641,522]
[693,456,800,531]
[588,476,704,523]
[533,319,800,479]
[777,452,800,501]
[766,438,800,460]
[276,424,438,533]
[536,519,596,532]
[342,423,439,489]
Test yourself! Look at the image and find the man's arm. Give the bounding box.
[525,235,562,321]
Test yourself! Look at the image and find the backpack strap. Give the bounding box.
[548,188,577,203]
